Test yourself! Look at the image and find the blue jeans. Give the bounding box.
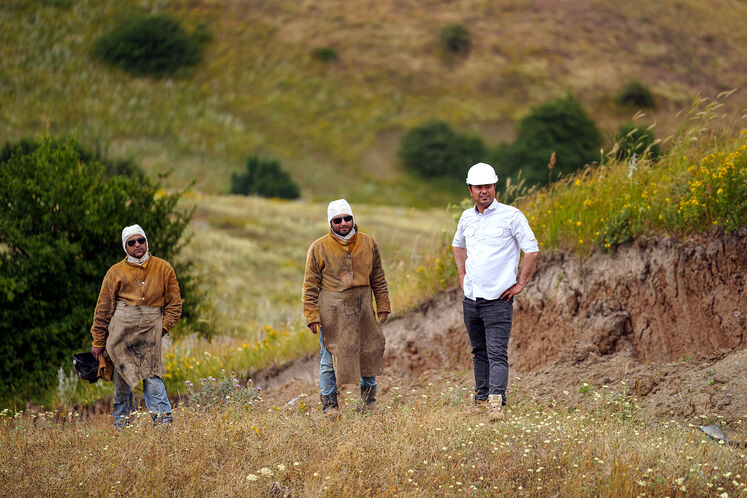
[113,369,172,426]
[319,331,376,396]
[463,296,513,404]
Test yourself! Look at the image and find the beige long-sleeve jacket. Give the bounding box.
[90,255,182,348]
[303,228,390,326]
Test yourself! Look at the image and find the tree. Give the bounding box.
[230,156,300,199]
[398,120,486,178]
[0,134,195,403]
[509,95,602,185]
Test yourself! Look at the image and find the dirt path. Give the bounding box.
[260,230,746,424]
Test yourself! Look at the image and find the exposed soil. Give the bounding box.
[261,229,746,425]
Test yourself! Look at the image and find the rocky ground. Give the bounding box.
[259,229,746,429]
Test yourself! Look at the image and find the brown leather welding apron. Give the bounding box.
[106,301,165,388]
[318,286,386,386]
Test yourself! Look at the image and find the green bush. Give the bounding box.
[617,80,656,109]
[439,24,471,55]
[230,157,300,199]
[0,134,197,404]
[509,95,603,186]
[92,14,205,77]
[312,47,338,63]
[614,122,661,161]
[398,120,486,178]
[1,138,144,179]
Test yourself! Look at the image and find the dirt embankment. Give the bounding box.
[265,229,746,423]
[514,227,745,371]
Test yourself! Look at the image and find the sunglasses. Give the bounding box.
[126,237,146,247]
[331,215,353,224]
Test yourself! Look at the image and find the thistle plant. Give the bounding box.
[186,371,261,409]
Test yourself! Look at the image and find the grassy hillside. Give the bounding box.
[2,0,747,205]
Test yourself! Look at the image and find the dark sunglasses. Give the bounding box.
[126,237,146,247]
[331,215,353,224]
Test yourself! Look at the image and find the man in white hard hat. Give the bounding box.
[452,163,539,421]
[303,199,390,416]
[90,224,182,427]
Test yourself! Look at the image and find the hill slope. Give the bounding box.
[2,0,747,204]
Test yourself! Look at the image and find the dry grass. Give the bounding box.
[2,374,744,496]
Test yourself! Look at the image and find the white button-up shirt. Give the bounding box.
[452,199,539,300]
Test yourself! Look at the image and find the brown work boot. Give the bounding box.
[464,395,488,415]
[487,394,504,422]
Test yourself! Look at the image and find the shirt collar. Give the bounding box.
[474,199,499,214]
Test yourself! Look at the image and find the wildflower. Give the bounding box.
[246,474,258,481]
[259,467,274,476]
[277,464,286,471]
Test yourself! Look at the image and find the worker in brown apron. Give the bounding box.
[90,224,182,427]
[303,199,391,416]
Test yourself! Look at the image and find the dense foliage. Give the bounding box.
[92,14,205,77]
[0,135,194,402]
[398,120,486,178]
[617,80,656,109]
[0,138,144,179]
[614,122,661,161]
[230,157,300,199]
[501,95,603,186]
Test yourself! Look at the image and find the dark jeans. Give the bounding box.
[463,296,513,404]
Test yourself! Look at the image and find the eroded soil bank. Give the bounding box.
[265,229,746,424]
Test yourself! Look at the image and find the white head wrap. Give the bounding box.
[121,224,150,264]
[327,199,353,223]
[327,199,356,241]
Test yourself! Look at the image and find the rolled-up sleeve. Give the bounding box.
[452,214,466,248]
[512,211,539,254]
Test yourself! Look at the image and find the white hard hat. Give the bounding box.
[466,162,498,185]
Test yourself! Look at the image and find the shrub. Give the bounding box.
[509,95,603,186]
[230,157,300,199]
[614,122,661,161]
[186,372,261,409]
[439,24,471,55]
[312,47,338,63]
[0,134,197,404]
[92,14,205,77]
[617,80,656,109]
[398,120,486,178]
[1,138,144,179]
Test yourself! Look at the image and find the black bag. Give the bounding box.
[72,352,100,384]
